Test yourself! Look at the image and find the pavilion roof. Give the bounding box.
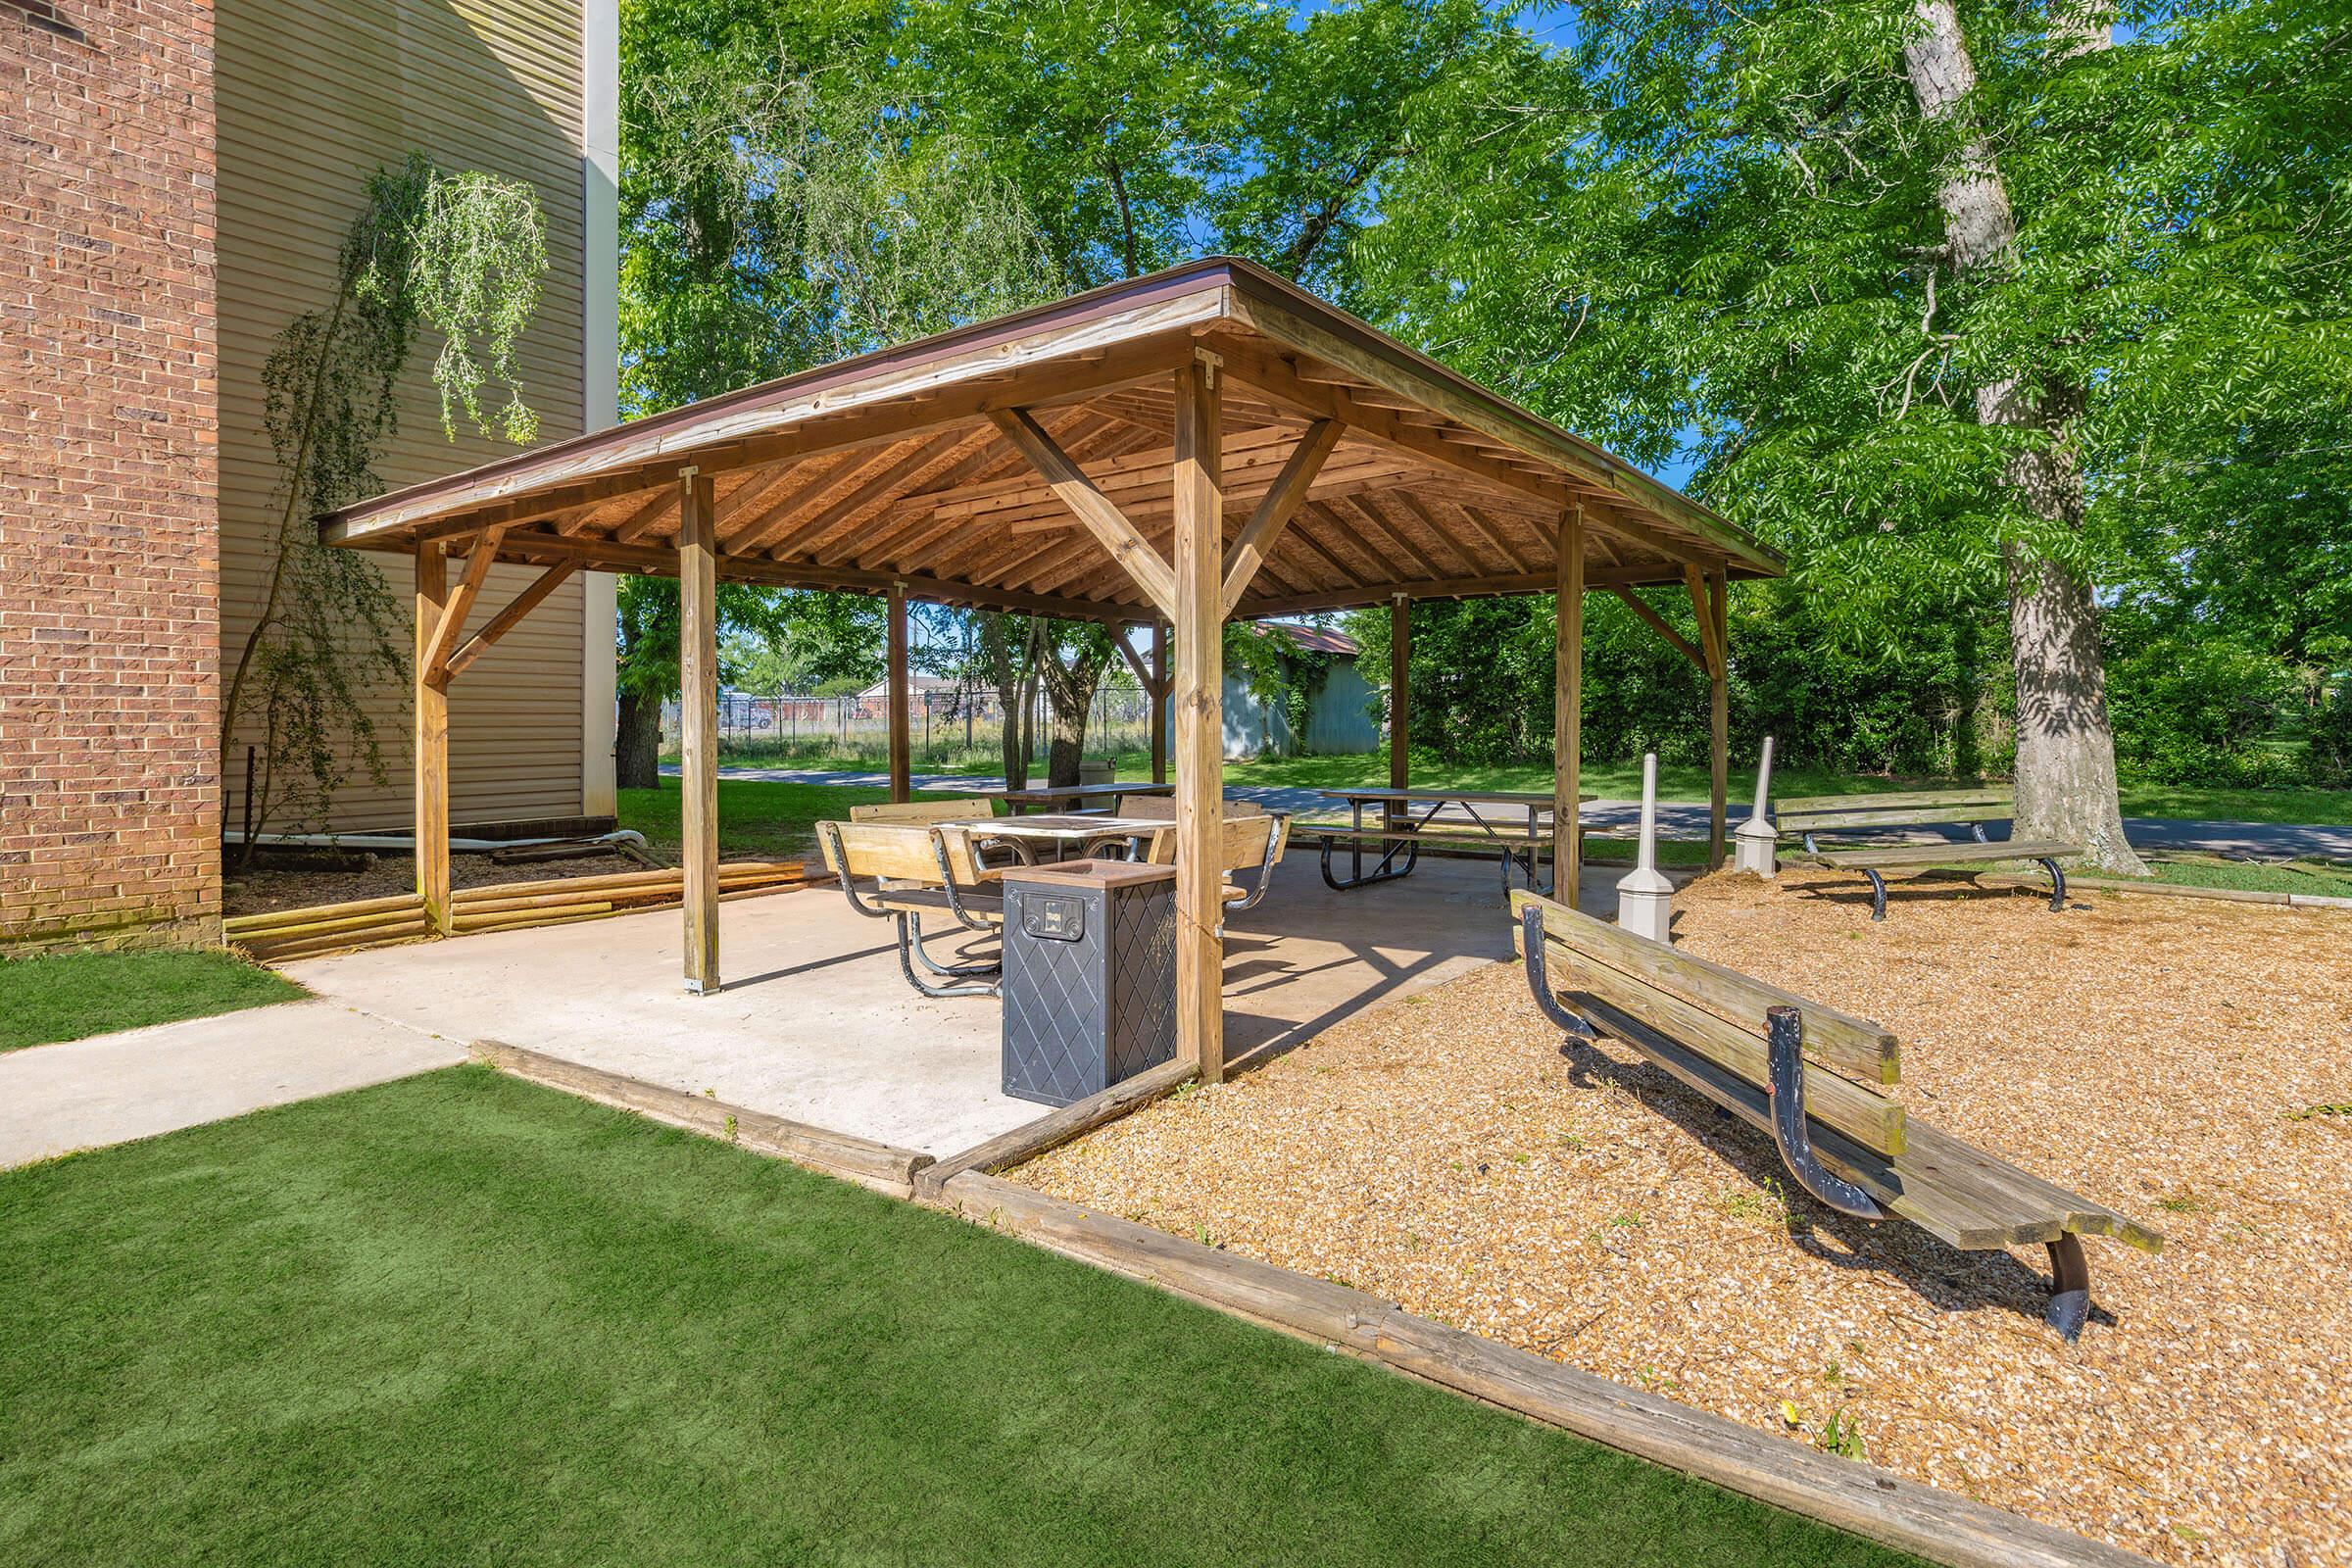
[321,257,1781,621]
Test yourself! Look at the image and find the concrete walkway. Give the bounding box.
[0,1002,465,1168]
[685,765,2352,859]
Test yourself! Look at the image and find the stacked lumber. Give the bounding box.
[224,894,432,962]
[226,860,811,961]
[447,860,808,934]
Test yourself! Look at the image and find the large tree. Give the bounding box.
[1352,0,2350,869]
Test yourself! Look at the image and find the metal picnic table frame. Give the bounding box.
[1313,787,1591,901]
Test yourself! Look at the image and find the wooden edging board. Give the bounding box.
[467,1038,931,1198]
[931,1170,2158,1568]
[1980,871,2352,910]
[463,1043,2153,1568]
[915,1055,1196,1200]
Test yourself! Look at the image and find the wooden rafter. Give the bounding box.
[765,426,979,561]
[988,407,1178,616]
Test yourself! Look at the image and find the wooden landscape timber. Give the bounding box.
[468,1039,933,1198]
[226,863,809,961]
[915,1055,1198,1200]
[322,257,1786,1079]
[431,1025,2152,1567]
[931,1171,2158,1568]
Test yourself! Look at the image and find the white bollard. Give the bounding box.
[1735,734,1779,877]
[1617,753,1674,943]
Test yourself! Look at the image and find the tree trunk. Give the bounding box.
[1036,625,1109,790]
[1901,0,2147,873]
[615,685,662,791]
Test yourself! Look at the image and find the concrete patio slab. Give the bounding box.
[285,856,1646,1158]
[0,1002,464,1168]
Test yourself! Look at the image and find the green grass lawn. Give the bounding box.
[0,948,305,1053]
[618,778,956,860]
[0,1067,1913,1568]
[2132,855,2352,897]
[682,741,2351,826]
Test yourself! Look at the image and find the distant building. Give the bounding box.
[1178,623,1379,760]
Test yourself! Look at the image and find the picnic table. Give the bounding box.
[941,812,1173,864]
[985,782,1174,815]
[1309,787,1592,898]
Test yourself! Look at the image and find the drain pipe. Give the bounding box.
[223,828,651,857]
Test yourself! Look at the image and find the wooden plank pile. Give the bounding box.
[226,860,808,962]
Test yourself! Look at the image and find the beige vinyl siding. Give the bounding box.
[217,0,593,834]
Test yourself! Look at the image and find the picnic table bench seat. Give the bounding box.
[1776,790,2084,920]
[1508,891,2160,1338]
[818,819,1007,999]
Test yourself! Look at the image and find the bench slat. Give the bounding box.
[1576,995,2162,1254]
[1511,891,1898,1086]
[1792,839,2082,870]
[1525,932,1907,1155]
[1779,789,2013,815]
[1316,828,1542,853]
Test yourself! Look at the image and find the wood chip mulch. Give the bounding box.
[1011,870,2352,1568]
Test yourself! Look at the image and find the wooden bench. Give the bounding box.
[1777,790,2082,921]
[817,820,1004,999]
[1509,891,2160,1338]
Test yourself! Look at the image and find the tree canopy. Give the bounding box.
[612,0,2352,801]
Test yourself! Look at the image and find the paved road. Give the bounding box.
[691,765,2352,860]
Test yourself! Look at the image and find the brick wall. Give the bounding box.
[1,0,220,951]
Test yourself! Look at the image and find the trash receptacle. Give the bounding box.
[1000,859,1177,1106]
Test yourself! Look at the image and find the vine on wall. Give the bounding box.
[221,155,547,854]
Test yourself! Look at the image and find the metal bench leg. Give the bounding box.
[1764,1006,1883,1218]
[2045,1233,2090,1341]
[895,913,1001,999]
[1863,868,1887,921]
[1518,906,1597,1042]
[2038,858,2067,913]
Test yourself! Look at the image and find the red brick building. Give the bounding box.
[1,0,617,953]
[2,0,220,951]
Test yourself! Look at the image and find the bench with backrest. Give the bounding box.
[1508,890,2160,1338]
[1776,789,2082,921]
[850,796,1022,869]
[817,819,1005,999]
[1136,808,1289,912]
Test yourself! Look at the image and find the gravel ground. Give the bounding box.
[1013,870,2352,1567]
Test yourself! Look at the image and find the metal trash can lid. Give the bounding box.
[999,858,1176,891]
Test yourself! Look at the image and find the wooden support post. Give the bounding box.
[1556,510,1585,908]
[1150,620,1168,785]
[1388,595,1410,834]
[1708,570,1730,870]
[886,580,911,803]
[414,544,452,935]
[678,469,720,994]
[1171,357,1226,1085]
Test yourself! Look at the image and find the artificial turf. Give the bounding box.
[0,947,305,1052]
[0,1067,1918,1567]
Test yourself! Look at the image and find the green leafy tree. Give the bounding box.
[616,0,1058,781]
[1353,0,2351,867]
[225,156,545,850]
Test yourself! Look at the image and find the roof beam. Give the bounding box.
[1610,584,1707,670]
[988,407,1179,617]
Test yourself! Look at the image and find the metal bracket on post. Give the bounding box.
[1764,1005,1882,1218]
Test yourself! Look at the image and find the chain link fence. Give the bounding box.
[664,683,1157,769]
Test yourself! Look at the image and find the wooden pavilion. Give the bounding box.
[321,257,1783,1084]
